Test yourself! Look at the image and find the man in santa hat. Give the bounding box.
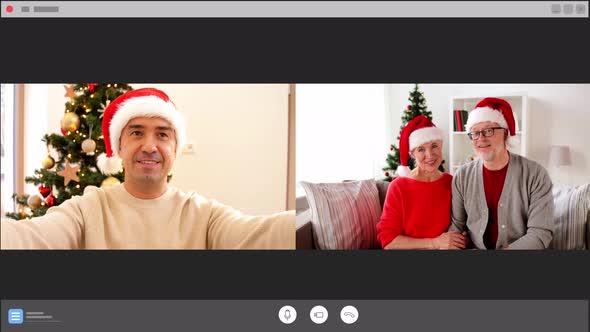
[449,97,554,249]
[1,88,294,249]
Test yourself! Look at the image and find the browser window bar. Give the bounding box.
[1,1,588,18]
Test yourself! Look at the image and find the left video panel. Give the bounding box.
[0,83,295,249]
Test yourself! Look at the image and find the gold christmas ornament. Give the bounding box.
[42,155,55,169]
[100,176,121,188]
[61,112,81,132]
[27,195,42,209]
[81,138,96,155]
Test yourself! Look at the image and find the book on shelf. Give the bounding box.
[453,110,469,132]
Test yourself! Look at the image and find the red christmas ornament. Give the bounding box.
[87,83,99,93]
[385,171,390,177]
[390,145,394,151]
[61,128,68,135]
[38,185,51,198]
[45,194,55,207]
[407,105,411,111]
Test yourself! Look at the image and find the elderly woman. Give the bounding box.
[377,115,467,249]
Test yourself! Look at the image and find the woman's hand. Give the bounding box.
[432,231,468,250]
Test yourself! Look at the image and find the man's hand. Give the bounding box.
[432,231,468,250]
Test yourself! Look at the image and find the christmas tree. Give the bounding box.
[382,84,445,181]
[6,83,133,220]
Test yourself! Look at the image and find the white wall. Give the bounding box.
[28,84,290,215]
[387,84,590,186]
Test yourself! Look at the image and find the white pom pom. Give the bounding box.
[97,153,123,175]
[396,165,411,177]
[507,135,521,150]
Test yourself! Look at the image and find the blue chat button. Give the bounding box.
[8,309,24,324]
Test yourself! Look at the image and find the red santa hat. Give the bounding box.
[97,88,186,175]
[396,115,444,177]
[465,97,519,148]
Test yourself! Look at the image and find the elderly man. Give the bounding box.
[1,88,294,249]
[449,97,554,249]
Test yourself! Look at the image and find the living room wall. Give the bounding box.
[25,84,289,215]
[387,84,590,186]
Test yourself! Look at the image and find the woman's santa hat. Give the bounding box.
[396,115,444,177]
[97,88,186,175]
[465,97,519,149]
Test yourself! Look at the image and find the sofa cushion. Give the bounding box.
[300,179,382,249]
[550,183,590,249]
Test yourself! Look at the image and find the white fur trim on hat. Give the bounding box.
[506,135,521,149]
[396,165,411,177]
[408,126,444,151]
[108,96,186,158]
[465,107,509,133]
[97,153,123,175]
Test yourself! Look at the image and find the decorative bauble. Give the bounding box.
[27,195,42,209]
[38,184,51,198]
[87,83,98,92]
[101,176,121,188]
[45,194,55,207]
[61,112,80,132]
[385,171,390,177]
[81,138,96,155]
[407,105,411,111]
[42,155,55,169]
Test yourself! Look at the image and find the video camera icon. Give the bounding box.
[309,305,328,324]
[340,305,358,324]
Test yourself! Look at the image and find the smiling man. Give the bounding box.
[449,97,554,249]
[1,88,294,249]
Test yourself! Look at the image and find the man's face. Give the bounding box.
[469,121,507,162]
[118,117,176,186]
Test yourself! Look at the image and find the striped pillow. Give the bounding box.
[300,179,382,249]
[550,183,590,250]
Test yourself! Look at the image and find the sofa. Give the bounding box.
[296,180,590,250]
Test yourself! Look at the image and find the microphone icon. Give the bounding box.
[279,305,297,324]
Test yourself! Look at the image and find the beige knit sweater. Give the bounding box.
[1,185,295,249]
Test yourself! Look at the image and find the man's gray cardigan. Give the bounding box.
[449,153,555,249]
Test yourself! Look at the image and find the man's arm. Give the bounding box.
[206,200,295,249]
[1,198,85,249]
[449,173,467,233]
[507,167,554,249]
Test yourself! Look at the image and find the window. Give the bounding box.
[1,84,16,216]
[296,84,386,196]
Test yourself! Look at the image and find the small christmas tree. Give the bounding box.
[382,84,445,181]
[6,83,133,220]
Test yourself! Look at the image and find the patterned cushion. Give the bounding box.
[550,183,590,249]
[300,179,382,249]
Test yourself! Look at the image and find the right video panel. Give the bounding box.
[295,84,590,250]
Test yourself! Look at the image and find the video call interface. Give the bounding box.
[1,1,589,331]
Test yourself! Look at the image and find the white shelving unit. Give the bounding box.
[449,94,529,175]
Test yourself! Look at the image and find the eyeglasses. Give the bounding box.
[467,127,506,140]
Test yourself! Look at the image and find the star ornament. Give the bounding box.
[58,161,81,186]
[98,99,111,118]
[64,84,77,100]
